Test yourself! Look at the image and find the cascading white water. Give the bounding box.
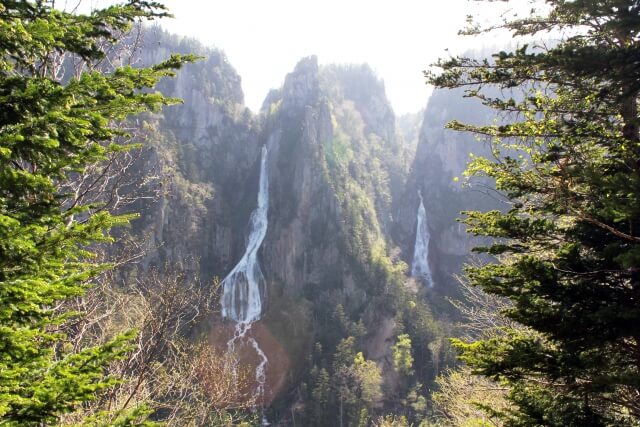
[411,192,435,287]
[220,146,269,401]
[221,145,269,322]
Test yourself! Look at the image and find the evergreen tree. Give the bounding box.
[392,333,414,376]
[0,1,193,424]
[427,1,640,425]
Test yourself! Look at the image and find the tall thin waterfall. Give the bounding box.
[411,192,435,287]
[220,146,269,401]
[221,145,269,323]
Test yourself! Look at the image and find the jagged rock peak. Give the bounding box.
[281,56,320,113]
[320,63,386,106]
[260,88,282,114]
[320,63,396,142]
[141,25,245,106]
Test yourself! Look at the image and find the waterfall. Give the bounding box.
[221,145,269,322]
[220,146,270,401]
[411,192,435,287]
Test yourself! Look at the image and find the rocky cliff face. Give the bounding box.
[393,87,497,294]
[260,57,333,295]
[125,31,452,423]
[130,28,261,280]
[128,29,505,304]
[260,58,404,298]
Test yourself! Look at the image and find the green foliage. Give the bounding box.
[0,1,193,424]
[373,414,411,427]
[325,134,354,170]
[428,0,640,424]
[301,336,384,426]
[331,338,383,427]
[353,351,383,407]
[319,98,409,320]
[72,405,159,427]
[432,365,510,427]
[392,334,414,376]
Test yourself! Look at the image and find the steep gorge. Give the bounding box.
[122,28,488,425]
[393,86,499,299]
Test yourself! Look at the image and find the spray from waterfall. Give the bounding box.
[220,145,269,401]
[411,192,435,287]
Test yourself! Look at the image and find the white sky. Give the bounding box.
[82,0,533,114]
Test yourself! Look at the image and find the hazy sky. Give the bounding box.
[81,0,530,114]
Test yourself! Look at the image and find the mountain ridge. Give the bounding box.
[121,27,479,424]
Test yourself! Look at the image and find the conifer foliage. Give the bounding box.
[0,1,193,424]
[428,1,640,425]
